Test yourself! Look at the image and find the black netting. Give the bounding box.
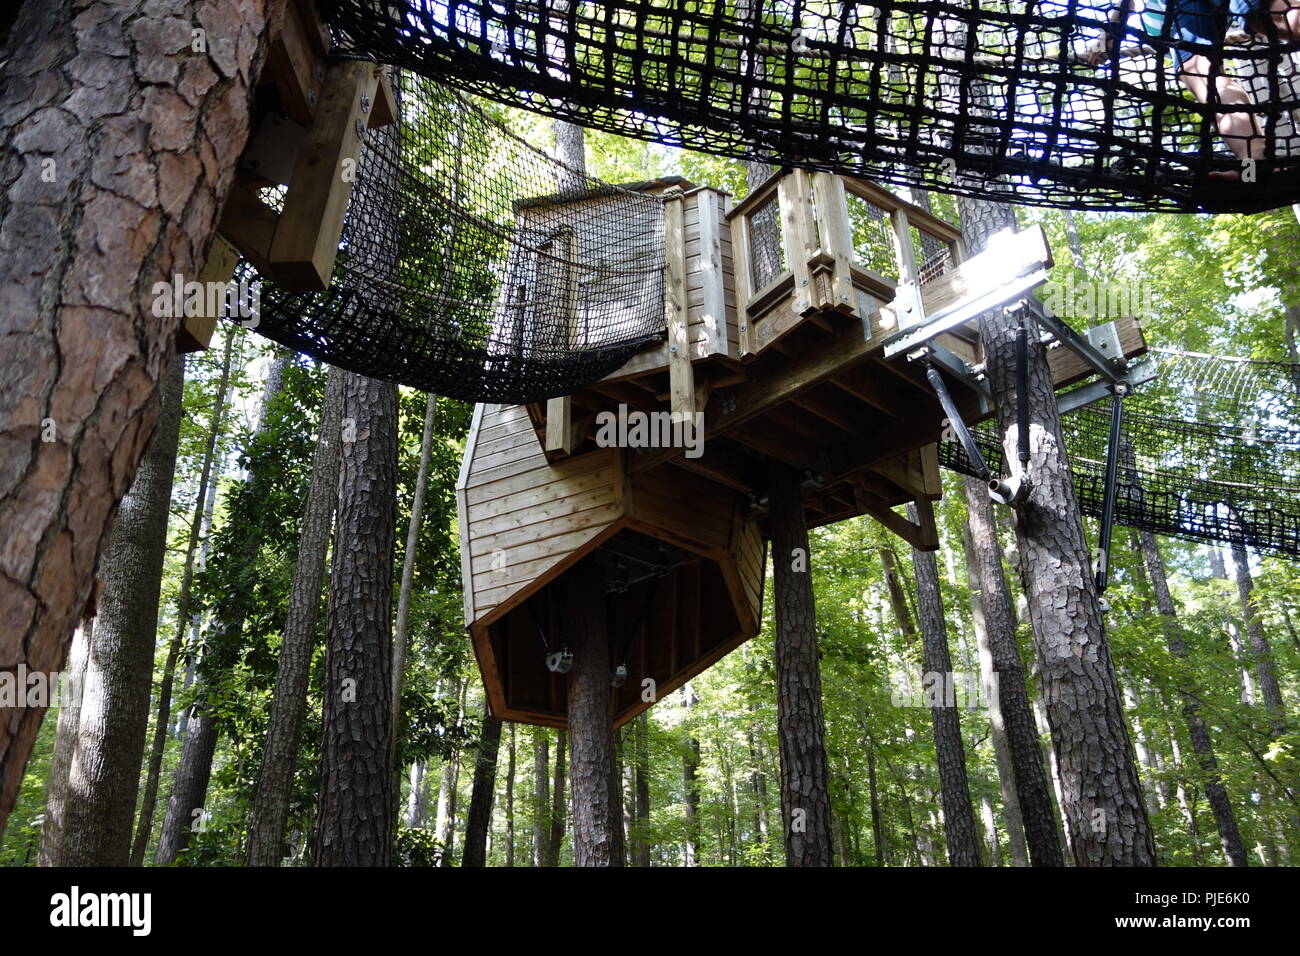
[941,348,1300,555]
[246,75,664,405]
[319,0,1300,213]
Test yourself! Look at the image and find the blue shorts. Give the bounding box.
[1141,0,1263,70]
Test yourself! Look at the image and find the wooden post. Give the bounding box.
[890,207,920,287]
[695,189,729,357]
[778,169,816,315]
[810,173,856,315]
[564,560,624,866]
[731,211,754,358]
[268,60,382,290]
[545,395,574,457]
[663,188,695,420]
[176,236,240,353]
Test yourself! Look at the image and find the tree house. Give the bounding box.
[458,169,1149,730]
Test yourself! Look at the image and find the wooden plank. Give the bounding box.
[664,188,695,420]
[469,500,621,559]
[777,169,816,315]
[218,185,279,275]
[176,235,240,353]
[854,488,939,551]
[470,486,618,539]
[545,395,573,457]
[472,524,617,577]
[268,59,379,290]
[266,0,325,126]
[466,450,612,507]
[457,403,486,623]
[917,226,1053,321]
[1045,314,1148,389]
[890,207,920,287]
[695,189,729,358]
[468,467,616,523]
[809,173,857,314]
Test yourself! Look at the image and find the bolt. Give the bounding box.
[306,88,317,108]
[355,118,366,139]
[361,92,371,114]
[314,64,326,84]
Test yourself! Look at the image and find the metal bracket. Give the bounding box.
[907,342,991,416]
[1020,297,1127,383]
[883,266,1050,358]
[1057,357,1158,415]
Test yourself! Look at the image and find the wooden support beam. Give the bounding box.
[777,169,816,315]
[1045,314,1147,389]
[695,189,729,358]
[809,173,857,314]
[268,59,380,291]
[731,211,754,358]
[267,0,327,126]
[890,207,920,288]
[218,186,279,275]
[663,188,696,421]
[854,486,939,551]
[545,395,574,457]
[176,236,240,353]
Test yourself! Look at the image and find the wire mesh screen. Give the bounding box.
[847,192,898,276]
[748,195,787,290]
[941,349,1300,556]
[913,228,956,284]
[247,74,665,404]
[319,0,1300,213]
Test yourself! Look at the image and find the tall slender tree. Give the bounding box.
[244,367,345,865]
[38,620,91,865]
[461,713,503,867]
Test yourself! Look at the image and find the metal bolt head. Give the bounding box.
[355,118,366,139]
[361,92,371,114]
[314,64,326,84]
[306,88,317,108]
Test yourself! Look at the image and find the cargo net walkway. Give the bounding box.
[252,75,665,405]
[318,0,1300,213]
[942,348,1300,556]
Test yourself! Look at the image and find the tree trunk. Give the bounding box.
[505,722,516,867]
[405,761,426,828]
[461,713,503,867]
[867,749,887,866]
[38,619,91,865]
[532,727,549,866]
[1209,546,1257,705]
[633,712,651,867]
[766,460,835,866]
[879,547,918,642]
[960,491,1030,867]
[1139,530,1248,865]
[391,392,438,772]
[314,372,399,867]
[909,506,982,867]
[0,0,284,835]
[548,729,567,865]
[958,196,1156,866]
[132,334,238,865]
[154,711,218,863]
[244,366,344,865]
[52,358,184,865]
[1230,541,1287,740]
[564,561,624,866]
[682,686,700,866]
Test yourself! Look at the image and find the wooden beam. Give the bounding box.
[809,173,857,314]
[731,209,754,358]
[777,169,816,315]
[545,395,574,457]
[267,0,326,126]
[176,235,240,354]
[890,207,920,287]
[268,59,380,291]
[695,189,729,358]
[218,185,279,275]
[663,188,695,421]
[854,486,939,551]
[1046,314,1148,389]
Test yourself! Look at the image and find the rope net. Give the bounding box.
[940,348,1300,556]
[318,0,1300,213]
[249,74,665,405]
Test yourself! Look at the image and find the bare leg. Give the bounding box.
[1261,0,1300,39]
[1179,54,1265,164]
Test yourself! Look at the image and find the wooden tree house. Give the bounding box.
[457,169,1149,730]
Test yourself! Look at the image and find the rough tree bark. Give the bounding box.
[682,685,700,866]
[909,504,982,866]
[548,729,567,865]
[53,358,184,866]
[564,561,624,867]
[766,460,835,866]
[133,333,239,865]
[314,371,399,867]
[532,727,549,866]
[961,475,1062,866]
[958,196,1156,866]
[1139,529,1247,865]
[244,366,344,866]
[0,0,285,835]
[37,619,91,865]
[633,712,651,867]
[461,714,503,867]
[154,710,218,863]
[1230,541,1287,740]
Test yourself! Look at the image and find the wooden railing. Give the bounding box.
[726,169,964,356]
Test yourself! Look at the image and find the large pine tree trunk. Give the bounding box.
[909,506,982,866]
[461,714,503,867]
[54,359,184,865]
[961,475,1062,865]
[0,0,283,834]
[1138,531,1248,865]
[564,561,624,867]
[766,460,835,866]
[633,712,651,867]
[155,711,218,863]
[244,367,344,865]
[958,197,1156,866]
[131,334,241,864]
[314,371,399,866]
[38,619,91,865]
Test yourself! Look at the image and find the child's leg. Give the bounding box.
[1179,53,1266,159]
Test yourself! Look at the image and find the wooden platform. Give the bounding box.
[457,168,1146,729]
